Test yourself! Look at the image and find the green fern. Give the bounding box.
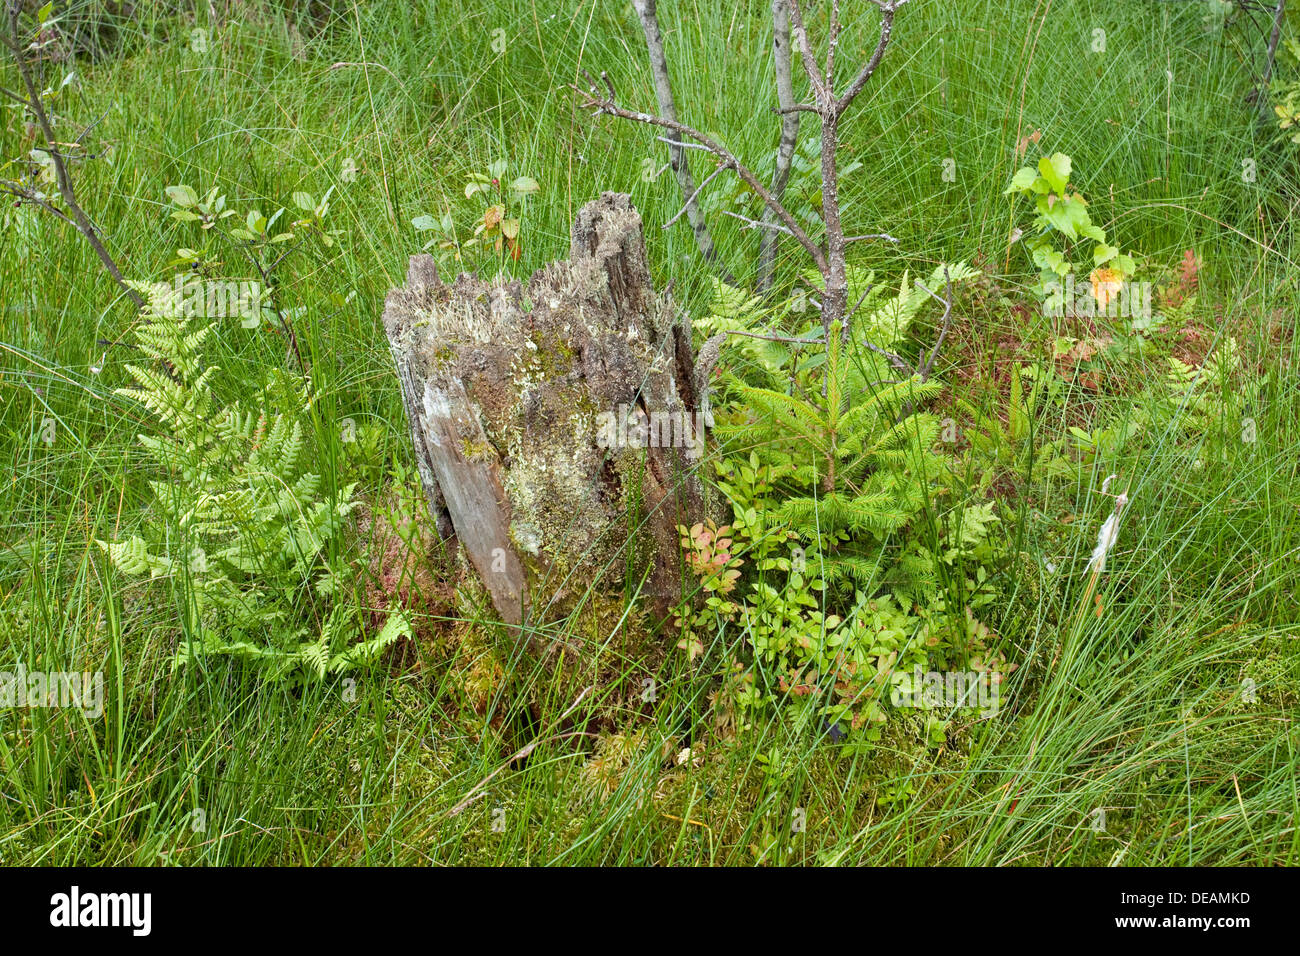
[714,313,949,601]
[696,265,1008,739]
[97,280,397,680]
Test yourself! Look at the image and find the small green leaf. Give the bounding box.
[1038,153,1071,194]
[1093,243,1118,265]
[509,176,540,194]
[165,185,199,208]
[292,191,314,211]
[1041,193,1089,239]
[1005,166,1038,194]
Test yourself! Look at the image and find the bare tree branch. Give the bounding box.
[786,0,829,105]
[724,328,822,345]
[577,0,932,394]
[240,240,303,370]
[847,281,876,321]
[656,135,712,152]
[816,110,846,340]
[3,2,142,308]
[0,180,76,226]
[835,0,904,117]
[576,69,828,274]
[1251,0,1287,117]
[662,161,729,229]
[723,209,795,236]
[916,266,953,383]
[631,0,734,283]
[785,0,904,342]
[825,0,843,91]
[759,0,800,294]
[863,338,910,372]
[772,102,821,115]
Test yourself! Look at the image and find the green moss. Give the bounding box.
[533,331,575,377]
[460,436,494,461]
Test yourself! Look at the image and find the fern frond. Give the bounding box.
[97,535,172,578]
[329,610,411,674]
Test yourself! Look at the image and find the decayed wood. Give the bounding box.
[382,193,715,632]
[415,375,526,626]
[385,254,454,542]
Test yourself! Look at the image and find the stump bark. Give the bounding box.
[382,193,720,640]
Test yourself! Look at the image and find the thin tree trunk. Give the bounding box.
[632,0,734,283]
[758,0,800,294]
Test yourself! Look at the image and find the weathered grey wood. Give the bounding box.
[385,255,453,540]
[415,375,526,625]
[382,193,715,633]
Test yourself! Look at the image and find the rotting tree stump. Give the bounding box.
[382,193,722,654]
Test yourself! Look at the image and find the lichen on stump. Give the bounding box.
[382,193,720,675]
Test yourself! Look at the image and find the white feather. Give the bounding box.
[1087,493,1129,573]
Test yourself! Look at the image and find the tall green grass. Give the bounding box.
[0,0,1296,864]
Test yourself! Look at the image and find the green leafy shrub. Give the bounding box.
[719,326,944,600]
[410,158,541,266]
[680,266,1010,740]
[1005,152,1136,309]
[706,263,981,602]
